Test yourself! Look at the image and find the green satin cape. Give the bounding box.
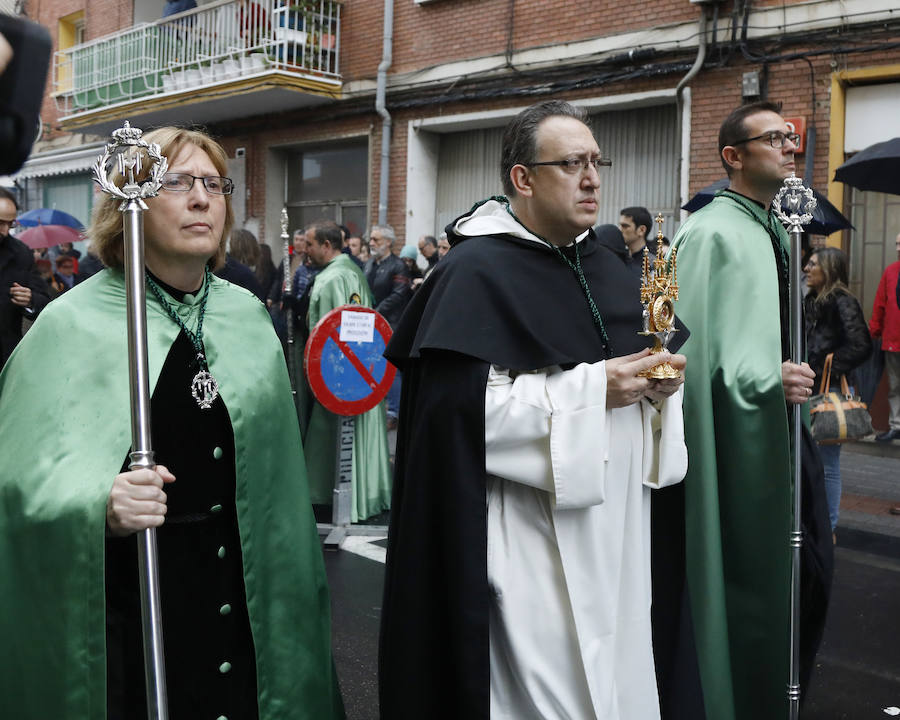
[0,270,342,719]
[304,253,392,521]
[671,194,791,720]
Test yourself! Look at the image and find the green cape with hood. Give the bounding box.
[0,270,342,719]
[670,192,791,720]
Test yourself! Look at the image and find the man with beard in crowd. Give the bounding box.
[365,224,411,428]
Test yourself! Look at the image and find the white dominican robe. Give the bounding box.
[484,361,687,719]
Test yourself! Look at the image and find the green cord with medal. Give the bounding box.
[146,267,220,409]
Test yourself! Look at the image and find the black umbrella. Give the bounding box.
[682,178,853,236]
[834,137,900,196]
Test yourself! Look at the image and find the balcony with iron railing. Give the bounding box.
[53,0,342,133]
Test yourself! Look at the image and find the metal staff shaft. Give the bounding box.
[773,173,816,720]
[788,222,803,720]
[93,122,170,720]
[281,208,296,394]
[123,202,169,720]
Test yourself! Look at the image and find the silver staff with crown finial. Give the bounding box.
[281,207,297,396]
[92,121,169,720]
[281,207,297,397]
[773,172,817,720]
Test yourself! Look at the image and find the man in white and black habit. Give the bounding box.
[379,100,699,719]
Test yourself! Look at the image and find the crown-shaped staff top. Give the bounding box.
[110,120,145,145]
[773,173,817,233]
[92,121,169,209]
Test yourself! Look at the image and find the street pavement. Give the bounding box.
[803,443,900,719]
[322,442,900,720]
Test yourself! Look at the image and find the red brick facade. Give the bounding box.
[21,0,900,243]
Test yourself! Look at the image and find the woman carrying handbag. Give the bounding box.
[804,247,872,534]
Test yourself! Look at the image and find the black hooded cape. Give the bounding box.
[378,222,697,719]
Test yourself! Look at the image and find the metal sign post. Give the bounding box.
[304,304,395,549]
[328,414,356,548]
[92,122,170,720]
[773,173,816,720]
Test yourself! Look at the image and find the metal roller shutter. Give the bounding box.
[433,104,678,239]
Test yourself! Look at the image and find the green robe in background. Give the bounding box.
[670,192,791,720]
[0,270,342,719]
[304,252,392,521]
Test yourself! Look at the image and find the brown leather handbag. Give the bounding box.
[809,353,873,444]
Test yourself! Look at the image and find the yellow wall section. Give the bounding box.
[828,64,900,248]
[56,11,85,92]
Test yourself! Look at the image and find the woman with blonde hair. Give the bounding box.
[0,127,343,719]
[804,246,872,534]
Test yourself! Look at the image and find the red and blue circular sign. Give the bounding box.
[304,305,396,416]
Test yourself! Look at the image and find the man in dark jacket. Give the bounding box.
[365,224,412,426]
[417,235,439,271]
[619,206,659,278]
[364,224,411,328]
[0,188,49,370]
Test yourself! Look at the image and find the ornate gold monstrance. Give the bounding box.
[637,213,681,379]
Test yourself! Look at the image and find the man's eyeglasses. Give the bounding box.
[161,173,235,195]
[527,157,613,174]
[731,131,800,149]
[0,218,18,229]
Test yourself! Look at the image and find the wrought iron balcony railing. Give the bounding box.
[53,0,341,118]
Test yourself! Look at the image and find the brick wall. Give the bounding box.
[219,112,377,241]
[342,0,701,80]
[83,0,131,38]
[32,0,83,141]
[32,0,133,141]
[23,0,900,245]
[687,50,900,197]
[233,36,900,244]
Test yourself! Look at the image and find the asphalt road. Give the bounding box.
[803,531,900,719]
[324,539,385,720]
[323,446,900,719]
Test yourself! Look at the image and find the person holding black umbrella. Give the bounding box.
[0,186,49,370]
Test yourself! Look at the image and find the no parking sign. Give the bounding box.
[304,304,396,416]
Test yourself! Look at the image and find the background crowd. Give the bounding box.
[3,183,898,471]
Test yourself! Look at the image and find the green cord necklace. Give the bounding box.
[146,267,220,409]
[503,200,613,356]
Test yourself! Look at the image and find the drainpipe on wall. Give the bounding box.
[376,0,394,226]
[675,3,710,220]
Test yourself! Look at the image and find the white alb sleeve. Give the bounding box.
[640,384,687,488]
[484,362,610,509]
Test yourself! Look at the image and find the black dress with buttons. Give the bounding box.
[105,330,259,720]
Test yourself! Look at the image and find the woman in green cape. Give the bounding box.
[0,127,343,719]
